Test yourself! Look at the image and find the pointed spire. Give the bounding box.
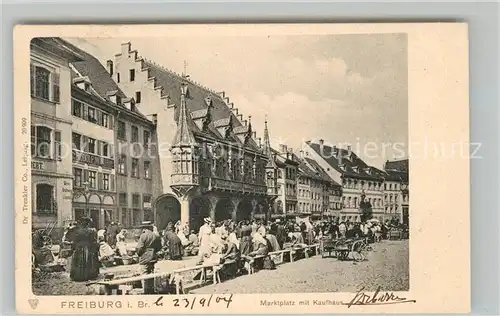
[171,77,196,147]
[263,114,277,169]
[263,114,271,154]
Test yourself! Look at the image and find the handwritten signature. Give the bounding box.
[345,286,416,308]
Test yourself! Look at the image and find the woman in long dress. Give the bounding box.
[70,217,100,282]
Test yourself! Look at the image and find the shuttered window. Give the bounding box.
[30,64,60,103]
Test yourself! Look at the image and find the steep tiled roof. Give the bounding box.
[384,170,409,182]
[306,141,383,181]
[304,157,341,187]
[142,60,260,151]
[385,159,409,173]
[298,159,322,181]
[71,49,128,101]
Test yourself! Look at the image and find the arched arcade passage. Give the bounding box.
[190,196,212,232]
[236,199,252,222]
[214,198,234,222]
[154,195,181,231]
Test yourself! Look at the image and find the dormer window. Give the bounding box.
[339,164,346,171]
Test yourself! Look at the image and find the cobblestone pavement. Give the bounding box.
[192,240,409,294]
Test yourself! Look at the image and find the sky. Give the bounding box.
[66,34,408,169]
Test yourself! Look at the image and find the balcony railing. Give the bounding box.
[209,177,267,195]
[72,149,114,169]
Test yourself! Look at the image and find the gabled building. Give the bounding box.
[303,156,343,219]
[384,159,409,225]
[111,42,271,230]
[70,48,162,229]
[303,139,385,222]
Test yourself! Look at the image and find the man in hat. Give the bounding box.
[197,217,212,265]
[136,221,162,294]
[163,222,183,260]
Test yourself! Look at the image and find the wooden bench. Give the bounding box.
[269,249,291,266]
[242,255,266,274]
[171,264,217,294]
[90,271,173,295]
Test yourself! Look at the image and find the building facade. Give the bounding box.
[384,159,409,225]
[303,140,385,222]
[112,42,272,231]
[70,48,162,229]
[272,145,299,218]
[303,156,343,219]
[30,38,84,229]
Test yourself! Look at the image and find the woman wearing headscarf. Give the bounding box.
[70,217,100,281]
[163,222,183,260]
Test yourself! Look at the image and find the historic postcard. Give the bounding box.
[14,23,470,314]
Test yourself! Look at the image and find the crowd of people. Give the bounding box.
[32,214,407,293]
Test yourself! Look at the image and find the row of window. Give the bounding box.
[298,202,324,213]
[30,64,60,103]
[342,196,384,208]
[117,120,151,146]
[72,99,112,129]
[72,132,113,158]
[194,158,266,185]
[117,155,151,179]
[116,69,136,84]
[118,193,152,208]
[342,179,384,191]
[73,168,115,191]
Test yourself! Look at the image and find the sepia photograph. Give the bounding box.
[29,34,409,296]
[15,23,469,314]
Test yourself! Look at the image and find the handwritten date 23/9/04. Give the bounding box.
[154,294,233,310]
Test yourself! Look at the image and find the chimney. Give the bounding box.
[288,147,293,154]
[299,150,304,159]
[244,120,247,126]
[279,144,287,153]
[107,60,114,76]
[347,145,352,152]
[121,42,131,56]
[152,114,158,125]
[252,131,256,138]
[319,139,324,145]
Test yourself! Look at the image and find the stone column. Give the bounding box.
[179,196,191,226]
[251,199,258,220]
[209,205,216,222]
[230,197,240,222]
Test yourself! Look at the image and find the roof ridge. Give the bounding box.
[142,56,222,99]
